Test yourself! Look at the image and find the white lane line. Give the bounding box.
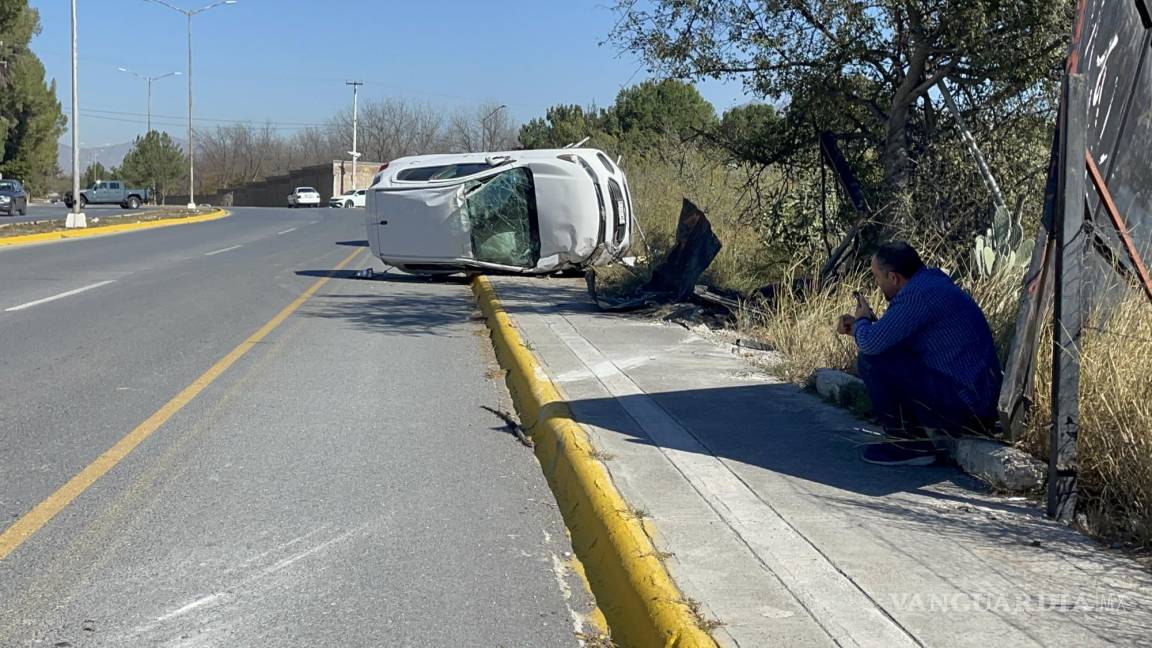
[204,244,243,256]
[277,227,297,235]
[307,220,318,225]
[5,280,117,312]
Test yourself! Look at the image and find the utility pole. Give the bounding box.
[346,81,363,191]
[66,0,85,228]
[145,1,237,209]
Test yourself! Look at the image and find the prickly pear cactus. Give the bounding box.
[973,206,1034,277]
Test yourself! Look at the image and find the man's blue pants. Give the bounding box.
[856,348,995,439]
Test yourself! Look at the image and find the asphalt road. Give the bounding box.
[0,207,592,646]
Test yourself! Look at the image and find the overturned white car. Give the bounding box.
[364,148,633,275]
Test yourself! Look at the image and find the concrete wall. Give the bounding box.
[170,160,383,208]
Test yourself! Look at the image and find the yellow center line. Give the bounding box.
[0,247,365,561]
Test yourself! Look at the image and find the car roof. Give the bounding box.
[385,148,611,168]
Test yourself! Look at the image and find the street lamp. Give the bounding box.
[482,104,508,150]
[67,0,84,228]
[118,67,181,133]
[143,0,237,209]
[346,81,363,191]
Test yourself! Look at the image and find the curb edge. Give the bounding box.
[472,275,718,648]
[0,209,231,247]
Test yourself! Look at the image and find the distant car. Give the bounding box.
[64,180,150,209]
[0,179,29,216]
[328,189,367,208]
[288,187,321,208]
[365,148,633,275]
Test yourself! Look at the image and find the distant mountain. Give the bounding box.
[57,136,188,174]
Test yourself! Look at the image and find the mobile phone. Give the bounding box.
[852,291,876,321]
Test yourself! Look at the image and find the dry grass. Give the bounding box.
[1022,293,1152,544]
[738,266,1152,546]
[623,146,804,296]
[619,147,1152,548]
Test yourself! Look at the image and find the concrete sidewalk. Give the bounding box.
[489,275,1152,647]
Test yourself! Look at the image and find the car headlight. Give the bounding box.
[0,196,10,204]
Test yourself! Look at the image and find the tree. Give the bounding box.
[519,104,612,150]
[119,131,186,204]
[0,1,66,196]
[606,79,716,144]
[446,102,518,152]
[81,161,107,188]
[611,1,1070,204]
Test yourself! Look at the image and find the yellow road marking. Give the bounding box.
[0,247,364,561]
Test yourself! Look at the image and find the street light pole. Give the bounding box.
[143,0,237,209]
[346,81,362,191]
[118,67,181,133]
[482,104,507,150]
[67,0,85,228]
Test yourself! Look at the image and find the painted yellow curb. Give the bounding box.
[0,209,230,247]
[472,275,718,648]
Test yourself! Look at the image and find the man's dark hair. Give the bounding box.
[873,241,925,278]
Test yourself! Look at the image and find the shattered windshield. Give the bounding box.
[463,168,539,268]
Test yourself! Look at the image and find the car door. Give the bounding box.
[369,183,474,262]
[107,182,122,203]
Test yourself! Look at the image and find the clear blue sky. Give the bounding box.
[30,0,750,148]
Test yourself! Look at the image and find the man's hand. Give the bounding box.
[854,293,876,322]
[836,314,855,336]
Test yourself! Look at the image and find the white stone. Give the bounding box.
[953,438,1045,492]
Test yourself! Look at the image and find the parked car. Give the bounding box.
[0,179,29,216]
[328,189,367,208]
[287,187,321,208]
[64,181,150,209]
[365,148,633,275]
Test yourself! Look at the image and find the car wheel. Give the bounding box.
[344,200,353,208]
[126,196,141,210]
[79,196,87,209]
[19,205,26,216]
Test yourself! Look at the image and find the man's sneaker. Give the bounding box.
[860,440,939,466]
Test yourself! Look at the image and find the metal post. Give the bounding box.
[186,12,194,208]
[346,81,362,190]
[66,0,86,228]
[146,2,239,207]
[146,77,152,133]
[1049,73,1087,522]
[482,104,507,150]
[937,80,1007,214]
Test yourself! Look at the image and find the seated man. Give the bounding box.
[837,242,1002,466]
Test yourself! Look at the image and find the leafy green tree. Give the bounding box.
[119,131,186,205]
[709,103,799,167]
[0,1,66,195]
[611,1,1070,204]
[81,161,107,188]
[606,79,716,143]
[519,104,613,150]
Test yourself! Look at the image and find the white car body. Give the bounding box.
[365,148,633,275]
[288,186,321,208]
[328,189,367,208]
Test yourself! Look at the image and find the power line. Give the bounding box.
[80,107,328,127]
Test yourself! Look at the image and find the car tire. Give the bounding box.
[79,196,87,209]
[19,205,26,216]
[344,200,353,208]
[126,196,141,210]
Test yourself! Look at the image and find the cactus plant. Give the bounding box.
[973,205,1034,277]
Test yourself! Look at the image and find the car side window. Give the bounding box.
[110,182,121,190]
